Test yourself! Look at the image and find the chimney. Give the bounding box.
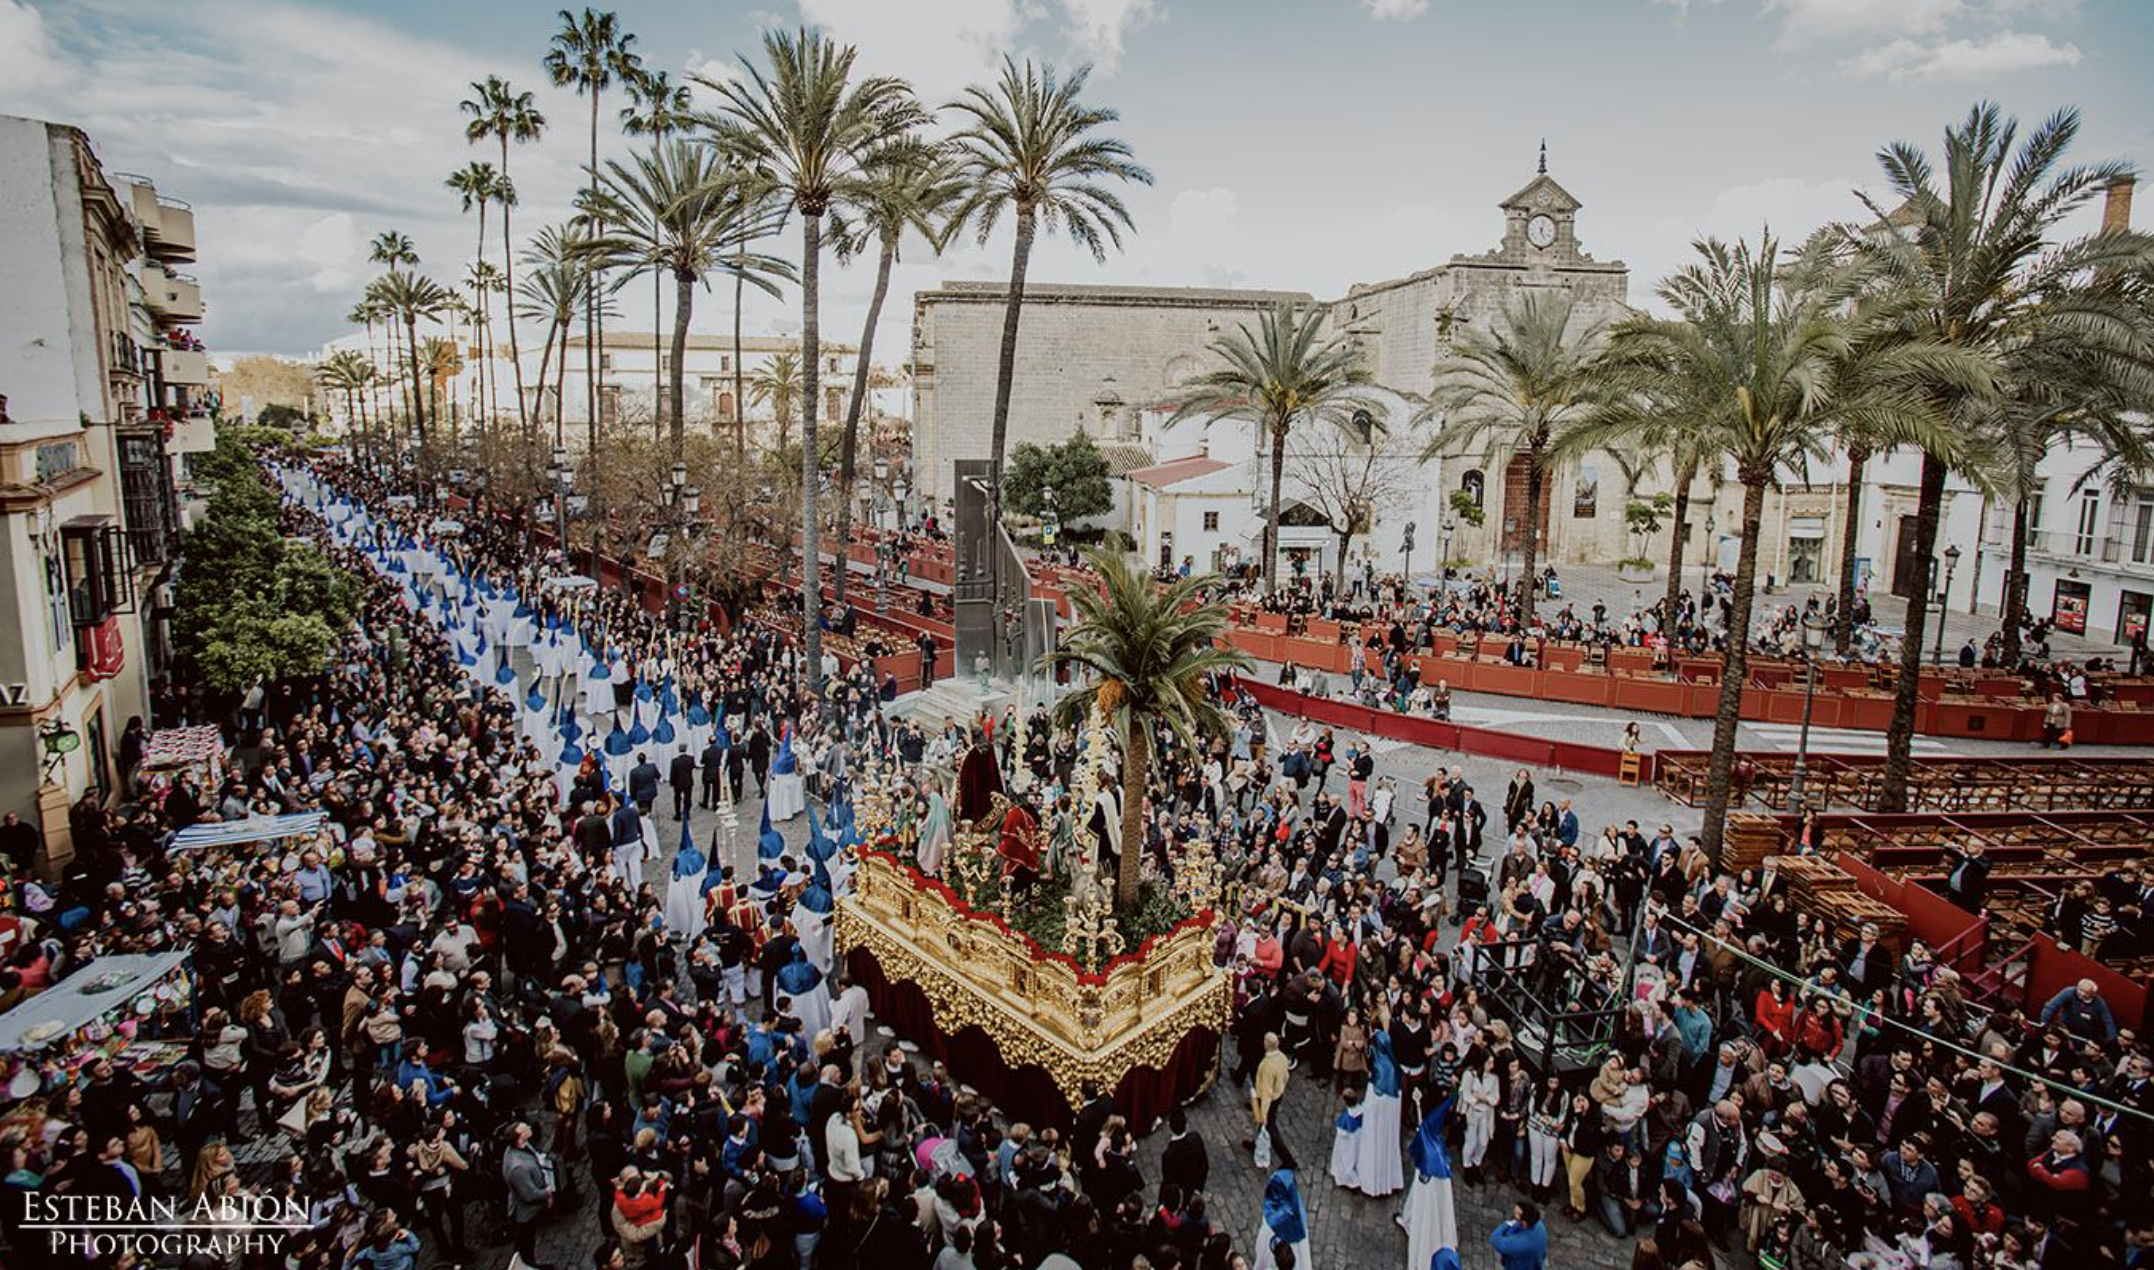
[2103,175,2135,233]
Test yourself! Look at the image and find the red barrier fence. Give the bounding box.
[1223,626,2154,745]
[1832,852,2147,1032]
[1231,676,1651,783]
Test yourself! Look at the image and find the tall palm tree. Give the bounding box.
[461,76,546,437]
[621,65,700,425]
[546,8,641,463]
[421,335,464,430]
[1984,321,2154,662]
[749,349,803,448]
[946,56,1151,484]
[367,270,455,458]
[464,261,506,445]
[1853,103,2154,812]
[1041,549,1251,908]
[1572,234,1977,866]
[620,66,693,137]
[1166,301,1374,593]
[830,139,964,602]
[1420,290,1610,631]
[345,298,387,450]
[316,350,373,448]
[446,164,505,444]
[694,27,921,693]
[368,233,421,427]
[581,140,795,462]
[517,224,608,450]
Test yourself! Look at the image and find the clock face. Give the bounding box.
[1526,214,1557,249]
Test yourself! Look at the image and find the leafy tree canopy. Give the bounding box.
[1002,432,1114,521]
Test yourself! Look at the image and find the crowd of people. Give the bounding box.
[0,450,2148,1270]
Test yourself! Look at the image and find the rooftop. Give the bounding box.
[1125,453,1232,488]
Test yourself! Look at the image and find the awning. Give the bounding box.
[0,952,191,1053]
[170,813,326,852]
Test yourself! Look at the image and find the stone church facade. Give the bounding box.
[909,161,1669,569]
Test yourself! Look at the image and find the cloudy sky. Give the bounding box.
[2,0,2147,360]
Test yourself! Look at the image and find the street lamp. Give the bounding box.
[872,457,889,531]
[550,445,571,555]
[1041,486,1060,551]
[1440,515,1456,581]
[1933,544,1963,664]
[1788,610,1829,816]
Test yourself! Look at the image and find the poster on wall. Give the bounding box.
[2053,580,2091,635]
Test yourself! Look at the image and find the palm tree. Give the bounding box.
[345,299,387,449]
[749,349,803,448]
[461,76,546,437]
[1166,301,1374,593]
[1420,290,1609,631]
[317,349,374,448]
[694,26,921,693]
[581,140,795,462]
[517,224,608,449]
[1986,333,2154,665]
[368,233,421,426]
[367,270,455,460]
[830,139,964,602]
[621,65,701,426]
[946,56,1152,485]
[1573,233,1977,866]
[620,66,693,137]
[421,335,464,430]
[464,261,506,446]
[1853,103,2154,812]
[1041,549,1251,908]
[546,8,641,453]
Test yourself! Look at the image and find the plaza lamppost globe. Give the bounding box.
[1789,610,1830,815]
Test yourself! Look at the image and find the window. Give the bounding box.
[1460,469,1484,508]
[828,356,841,373]
[825,387,842,417]
[1573,465,1599,518]
[720,355,731,372]
[599,385,622,427]
[118,432,177,566]
[85,707,109,799]
[717,392,736,422]
[2132,492,2154,566]
[36,441,81,483]
[2076,491,2101,555]
[1787,518,1827,584]
[1202,511,1220,531]
[61,515,131,627]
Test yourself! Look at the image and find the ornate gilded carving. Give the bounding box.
[835,850,1231,1107]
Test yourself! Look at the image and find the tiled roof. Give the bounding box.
[1125,454,1232,488]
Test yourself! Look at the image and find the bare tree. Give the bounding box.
[1287,414,1420,574]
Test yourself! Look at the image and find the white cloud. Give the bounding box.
[1764,0,1964,47]
[1057,0,1158,73]
[796,0,1028,98]
[1361,0,1430,19]
[0,0,64,92]
[1843,29,2081,82]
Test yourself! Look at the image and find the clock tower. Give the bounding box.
[1497,140,1586,260]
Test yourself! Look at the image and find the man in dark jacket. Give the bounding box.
[627,752,661,816]
[700,736,726,809]
[668,750,696,820]
[1159,1107,1209,1198]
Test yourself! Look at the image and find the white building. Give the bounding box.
[1971,440,2154,648]
[0,115,208,871]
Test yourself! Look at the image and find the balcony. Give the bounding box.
[148,200,195,263]
[162,274,202,323]
[118,176,197,264]
[163,347,208,386]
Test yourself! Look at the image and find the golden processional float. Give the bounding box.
[833,706,1231,1129]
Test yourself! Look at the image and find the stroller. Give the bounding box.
[1452,864,1491,926]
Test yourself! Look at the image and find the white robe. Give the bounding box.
[1354,1089,1405,1196]
[1403,1169,1460,1270]
[1253,1224,1310,1270]
[1331,1102,1365,1190]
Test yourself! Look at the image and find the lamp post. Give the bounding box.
[1788,610,1829,816]
[1933,544,1962,664]
[1041,486,1060,553]
[1439,515,1456,582]
[550,445,571,557]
